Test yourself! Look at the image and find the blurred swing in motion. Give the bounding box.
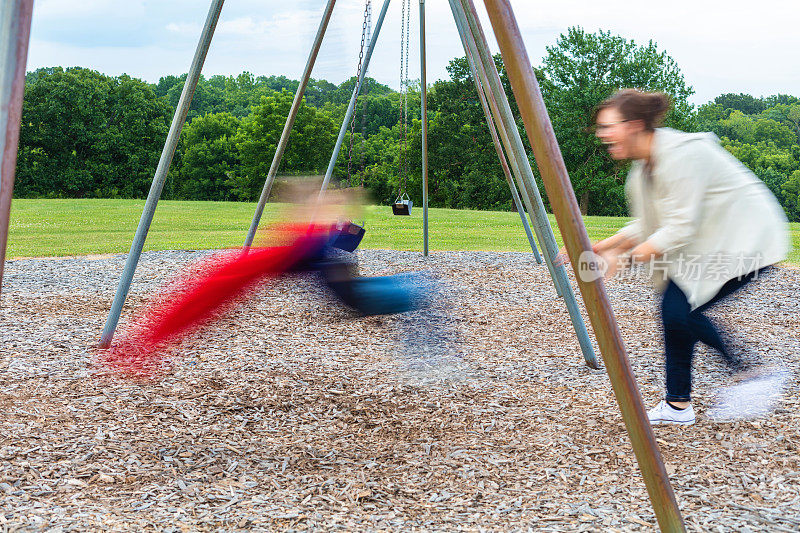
[100,192,450,379]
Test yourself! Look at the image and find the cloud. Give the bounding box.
[165,22,199,36]
[24,0,800,104]
[32,0,151,47]
[218,11,319,39]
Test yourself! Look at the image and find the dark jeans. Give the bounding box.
[661,268,767,402]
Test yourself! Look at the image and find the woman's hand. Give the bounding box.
[554,244,605,269]
[599,249,622,280]
[554,244,626,281]
[555,241,606,267]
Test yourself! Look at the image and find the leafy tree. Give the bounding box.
[714,93,767,115]
[788,105,800,139]
[16,67,109,197]
[324,76,394,106]
[538,27,695,215]
[703,94,800,221]
[721,138,797,173]
[422,57,511,210]
[714,111,797,149]
[763,94,800,108]
[155,74,181,99]
[207,72,273,117]
[232,91,337,200]
[303,78,338,108]
[258,75,300,94]
[172,113,241,200]
[96,74,173,197]
[15,67,170,198]
[782,170,800,220]
[696,103,729,129]
[160,74,223,121]
[18,60,799,222]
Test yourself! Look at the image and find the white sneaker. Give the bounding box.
[647,400,696,426]
[707,368,790,422]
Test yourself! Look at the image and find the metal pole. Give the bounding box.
[454,12,541,263]
[480,1,685,530]
[0,0,33,301]
[243,0,337,249]
[449,2,549,276]
[100,0,225,348]
[319,0,392,196]
[420,0,429,256]
[451,0,598,368]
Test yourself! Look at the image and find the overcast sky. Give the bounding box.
[26,0,800,105]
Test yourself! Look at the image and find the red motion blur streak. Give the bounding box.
[101,223,330,378]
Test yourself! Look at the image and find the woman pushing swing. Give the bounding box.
[561,89,790,425]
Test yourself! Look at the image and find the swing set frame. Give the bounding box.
[0,1,685,529]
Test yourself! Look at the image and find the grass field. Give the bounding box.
[6,198,800,264]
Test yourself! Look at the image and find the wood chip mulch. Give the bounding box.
[1,250,798,531]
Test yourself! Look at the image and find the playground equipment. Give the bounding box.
[393,0,413,215]
[478,0,683,529]
[0,1,686,529]
[102,220,426,377]
[392,193,413,215]
[95,0,597,372]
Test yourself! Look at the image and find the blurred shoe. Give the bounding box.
[707,368,790,422]
[648,400,696,426]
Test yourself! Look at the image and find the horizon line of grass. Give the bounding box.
[6,198,800,265]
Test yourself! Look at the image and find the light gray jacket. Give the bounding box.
[618,128,790,309]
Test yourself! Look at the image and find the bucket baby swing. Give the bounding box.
[392,0,413,216]
[344,0,413,217]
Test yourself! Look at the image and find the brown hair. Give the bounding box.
[595,89,671,131]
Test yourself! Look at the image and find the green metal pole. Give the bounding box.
[479,0,685,530]
[451,0,598,368]
[420,0,429,256]
[0,0,33,302]
[100,0,225,347]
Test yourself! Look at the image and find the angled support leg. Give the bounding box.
[479,0,685,530]
[243,0,337,249]
[449,0,598,368]
[100,0,225,347]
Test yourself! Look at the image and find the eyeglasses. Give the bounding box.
[595,120,629,133]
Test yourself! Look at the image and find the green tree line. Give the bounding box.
[13,27,800,222]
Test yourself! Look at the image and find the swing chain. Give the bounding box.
[360,2,372,179]
[397,0,411,199]
[348,0,372,187]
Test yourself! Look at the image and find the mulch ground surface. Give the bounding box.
[1,250,799,532]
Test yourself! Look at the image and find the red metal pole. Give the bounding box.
[477,0,685,530]
[0,0,34,301]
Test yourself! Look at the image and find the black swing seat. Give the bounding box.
[330,220,365,252]
[392,193,413,216]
